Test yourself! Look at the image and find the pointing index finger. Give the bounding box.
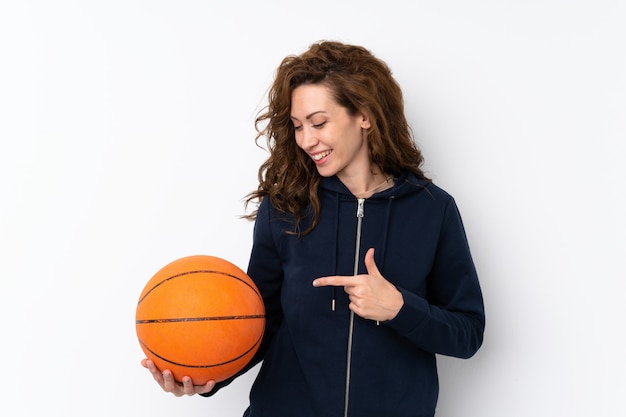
[313,275,354,287]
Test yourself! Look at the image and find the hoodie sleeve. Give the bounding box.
[245,198,285,358]
[201,198,284,396]
[385,197,485,359]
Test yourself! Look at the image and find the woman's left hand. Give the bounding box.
[313,248,404,322]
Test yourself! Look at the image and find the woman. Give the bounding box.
[143,40,485,417]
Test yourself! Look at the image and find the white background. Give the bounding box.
[1,1,624,416]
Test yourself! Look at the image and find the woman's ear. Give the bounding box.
[360,111,371,129]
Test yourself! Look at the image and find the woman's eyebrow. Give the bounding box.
[290,110,327,121]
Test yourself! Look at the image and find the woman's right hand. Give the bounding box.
[141,358,216,397]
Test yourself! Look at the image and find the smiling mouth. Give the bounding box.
[312,150,332,161]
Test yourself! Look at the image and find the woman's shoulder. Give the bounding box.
[395,173,452,201]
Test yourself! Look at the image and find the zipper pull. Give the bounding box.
[356,198,365,218]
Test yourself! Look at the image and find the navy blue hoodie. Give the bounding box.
[206,173,485,417]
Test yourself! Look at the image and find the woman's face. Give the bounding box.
[291,84,371,181]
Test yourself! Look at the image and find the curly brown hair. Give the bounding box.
[244,40,430,234]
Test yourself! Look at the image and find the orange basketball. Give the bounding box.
[135,255,265,384]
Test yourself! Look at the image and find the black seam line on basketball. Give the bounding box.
[136,315,265,324]
[138,333,263,368]
[137,269,262,305]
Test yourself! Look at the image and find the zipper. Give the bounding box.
[344,198,365,417]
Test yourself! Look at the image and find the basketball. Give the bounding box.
[135,255,265,384]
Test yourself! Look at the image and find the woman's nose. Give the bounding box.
[300,127,318,149]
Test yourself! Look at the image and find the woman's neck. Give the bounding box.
[351,173,393,199]
[337,165,393,198]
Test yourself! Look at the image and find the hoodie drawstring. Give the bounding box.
[377,196,394,270]
[331,193,340,311]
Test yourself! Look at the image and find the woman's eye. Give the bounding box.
[313,121,326,129]
[293,125,303,131]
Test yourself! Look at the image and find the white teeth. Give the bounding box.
[312,151,331,161]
